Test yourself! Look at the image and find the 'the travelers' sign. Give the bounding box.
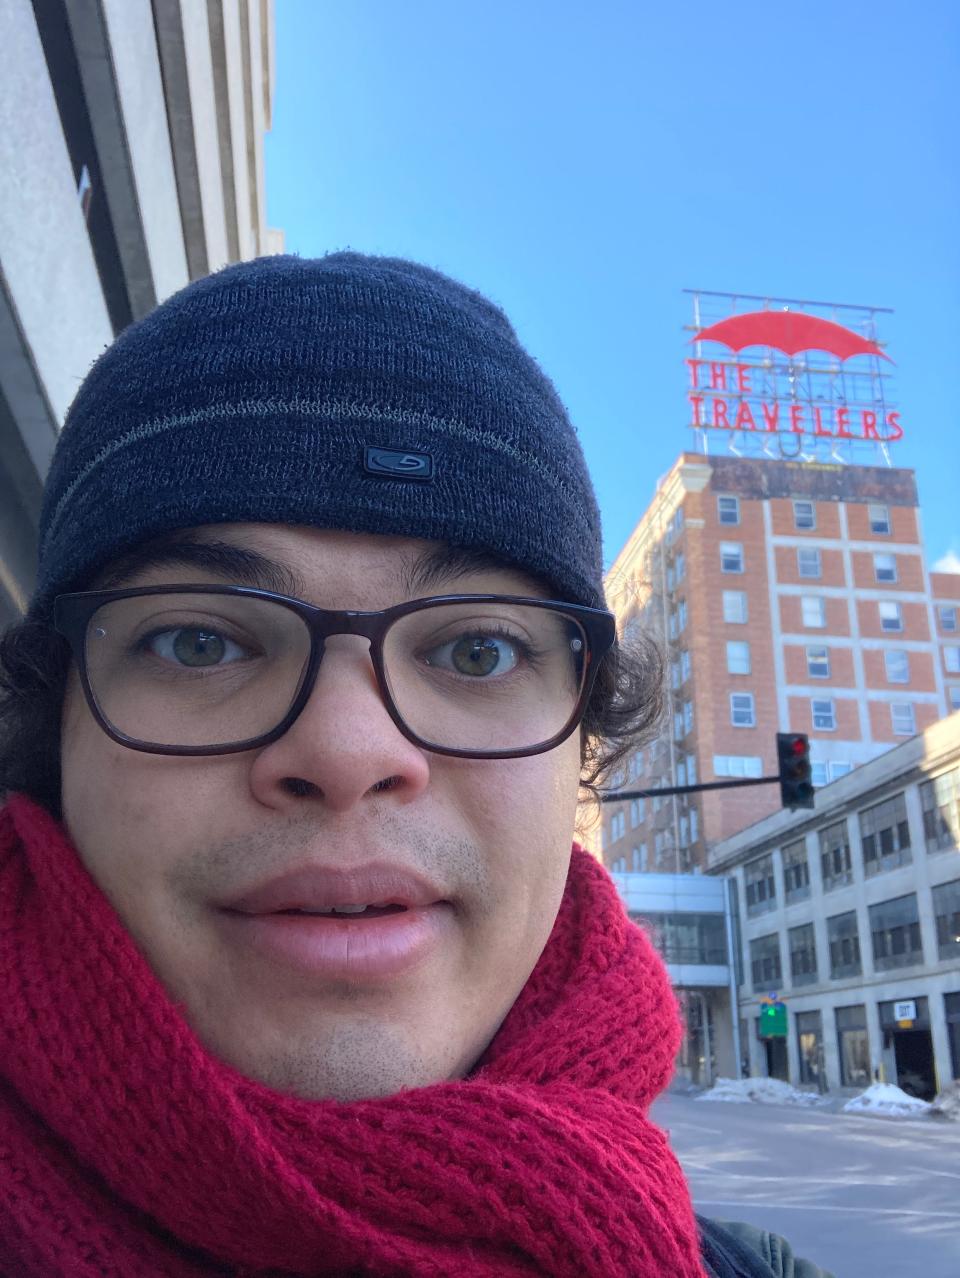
[684,291,901,461]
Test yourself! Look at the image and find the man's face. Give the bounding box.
[60,525,582,1101]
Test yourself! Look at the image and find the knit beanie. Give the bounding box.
[32,253,605,616]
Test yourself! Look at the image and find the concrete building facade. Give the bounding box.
[1,0,282,623]
[608,870,741,1086]
[594,452,960,873]
[708,711,960,1099]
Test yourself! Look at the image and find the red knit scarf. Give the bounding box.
[0,795,706,1277]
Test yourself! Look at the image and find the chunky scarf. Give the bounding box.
[0,795,706,1277]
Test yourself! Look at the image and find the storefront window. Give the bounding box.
[836,1005,870,1087]
[796,1009,825,1089]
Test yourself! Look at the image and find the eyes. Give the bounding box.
[140,623,524,678]
[145,626,251,668]
[422,631,521,677]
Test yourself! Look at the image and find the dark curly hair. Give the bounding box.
[0,561,662,822]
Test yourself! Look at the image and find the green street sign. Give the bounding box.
[759,1000,787,1039]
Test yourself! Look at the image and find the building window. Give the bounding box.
[793,500,816,530]
[675,552,685,582]
[678,599,688,631]
[681,649,692,681]
[670,660,680,690]
[730,693,755,727]
[820,820,852,890]
[884,649,909,683]
[874,552,897,583]
[933,878,960,961]
[782,838,810,902]
[689,806,698,843]
[828,913,862,979]
[749,933,782,991]
[612,856,627,872]
[631,910,726,966]
[879,600,903,632]
[801,595,826,628]
[789,923,818,986]
[717,495,740,525]
[859,792,911,876]
[609,810,626,842]
[796,1009,825,1087]
[683,700,694,735]
[829,761,852,781]
[686,754,697,786]
[726,640,751,675]
[939,605,958,633]
[835,1005,870,1087]
[632,846,647,872]
[946,646,960,674]
[920,768,959,852]
[797,547,822,579]
[806,646,830,678]
[868,503,891,534]
[891,702,915,736]
[811,698,836,730]
[677,761,687,787]
[950,685,960,711]
[630,797,644,826]
[745,855,776,917]
[713,755,763,779]
[811,760,828,787]
[869,893,922,971]
[723,590,748,624]
[673,710,683,739]
[720,542,743,573]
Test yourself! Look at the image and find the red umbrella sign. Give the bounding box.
[692,311,891,363]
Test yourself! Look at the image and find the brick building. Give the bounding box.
[594,452,960,873]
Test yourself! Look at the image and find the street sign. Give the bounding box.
[759,998,787,1039]
[894,1000,917,1021]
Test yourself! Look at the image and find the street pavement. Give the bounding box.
[650,1089,960,1278]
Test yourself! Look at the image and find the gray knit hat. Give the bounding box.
[33,253,605,615]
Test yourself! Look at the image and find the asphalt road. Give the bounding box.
[650,1090,960,1278]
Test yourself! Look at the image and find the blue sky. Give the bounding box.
[265,0,959,574]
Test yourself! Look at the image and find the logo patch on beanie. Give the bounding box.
[363,445,434,481]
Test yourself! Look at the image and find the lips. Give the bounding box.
[217,862,454,981]
[224,863,447,915]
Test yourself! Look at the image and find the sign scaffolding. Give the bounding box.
[684,289,900,466]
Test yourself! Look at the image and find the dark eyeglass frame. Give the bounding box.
[53,585,617,760]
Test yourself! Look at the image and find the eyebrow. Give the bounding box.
[97,538,307,599]
[402,545,540,595]
[98,535,544,601]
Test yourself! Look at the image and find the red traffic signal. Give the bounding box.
[776,732,815,810]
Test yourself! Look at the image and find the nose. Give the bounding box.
[247,636,431,813]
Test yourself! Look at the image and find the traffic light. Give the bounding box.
[776,732,814,810]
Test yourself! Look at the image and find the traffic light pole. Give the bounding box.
[600,775,781,802]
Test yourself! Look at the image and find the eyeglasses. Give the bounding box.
[54,586,616,759]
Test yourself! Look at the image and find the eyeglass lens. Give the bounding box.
[82,593,588,753]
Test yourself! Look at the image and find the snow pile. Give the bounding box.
[928,1080,960,1122]
[696,1076,826,1107]
[842,1083,932,1118]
